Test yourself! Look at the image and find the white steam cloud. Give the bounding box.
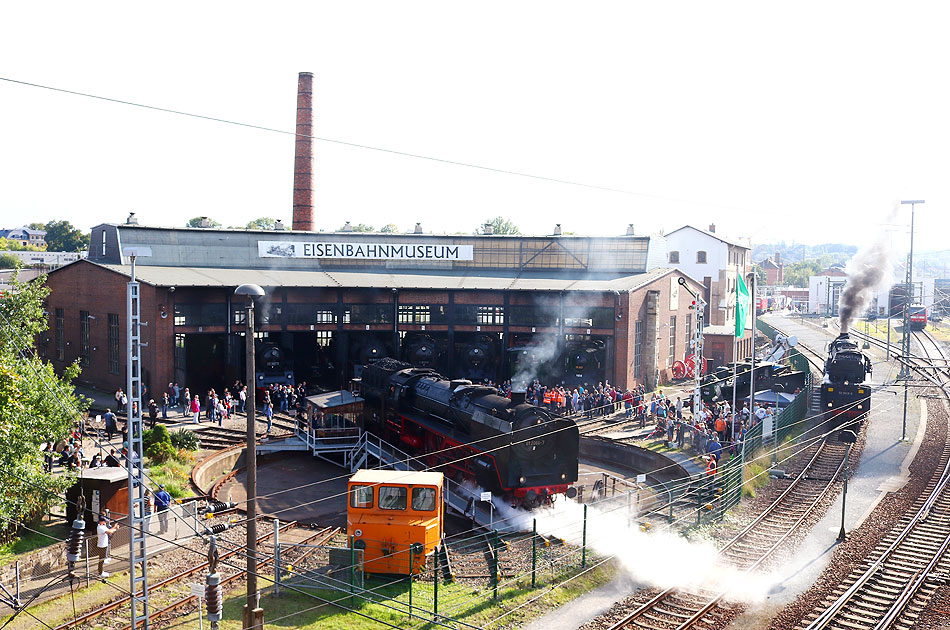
[499,498,776,603]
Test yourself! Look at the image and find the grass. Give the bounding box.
[742,459,769,498]
[163,558,618,630]
[0,520,70,566]
[146,450,197,498]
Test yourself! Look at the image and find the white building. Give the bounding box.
[809,266,892,317]
[0,250,84,269]
[663,224,751,329]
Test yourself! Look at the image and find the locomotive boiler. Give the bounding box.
[820,333,872,432]
[358,358,579,508]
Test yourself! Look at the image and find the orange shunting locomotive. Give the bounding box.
[347,469,444,575]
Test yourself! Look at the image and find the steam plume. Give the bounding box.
[838,236,892,333]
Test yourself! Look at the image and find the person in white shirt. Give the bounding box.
[96,515,120,578]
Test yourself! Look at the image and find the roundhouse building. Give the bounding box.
[43,219,705,397]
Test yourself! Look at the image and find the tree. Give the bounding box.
[43,221,88,252]
[0,273,86,527]
[482,217,521,235]
[246,217,280,230]
[337,223,375,232]
[752,264,767,285]
[379,223,399,233]
[186,217,222,228]
[27,222,47,231]
[0,253,21,269]
[0,237,41,252]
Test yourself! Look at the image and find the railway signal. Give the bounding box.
[837,429,857,542]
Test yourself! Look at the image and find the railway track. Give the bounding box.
[796,329,950,630]
[606,436,851,630]
[52,522,338,630]
[121,525,341,630]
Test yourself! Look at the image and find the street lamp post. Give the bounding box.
[235,284,265,630]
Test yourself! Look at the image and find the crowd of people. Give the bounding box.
[485,375,780,477]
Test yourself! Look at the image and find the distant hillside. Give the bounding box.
[752,242,857,265]
[754,242,949,283]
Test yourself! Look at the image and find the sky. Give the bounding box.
[2,2,948,254]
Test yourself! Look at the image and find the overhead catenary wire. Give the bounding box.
[0,75,762,216]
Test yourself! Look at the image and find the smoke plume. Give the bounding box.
[838,236,892,333]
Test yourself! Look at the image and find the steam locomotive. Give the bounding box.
[820,333,872,433]
[358,358,579,508]
[505,337,607,388]
[700,360,807,404]
[255,342,294,388]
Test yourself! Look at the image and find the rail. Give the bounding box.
[606,437,849,630]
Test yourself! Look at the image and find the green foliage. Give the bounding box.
[145,440,176,463]
[0,253,21,269]
[170,428,200,451]
[245,217,280,230]
[0,273,85,525]
[482,216,521,235]
[0,237,44,252]
[42,220,89,252]
[143,424,171,451]
[752,264,766,285]
[337,223,375,232]
[186,217,222,228]
[379,223,399,233]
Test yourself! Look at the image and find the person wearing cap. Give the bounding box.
[96,514,120,578]
[154,484,172,533]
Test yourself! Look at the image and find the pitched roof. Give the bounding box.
[54,258,697,294]
[665,225,749,249]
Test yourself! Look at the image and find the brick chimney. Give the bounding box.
[775,251,782,264]
[708,223,716,233]
[292,72,315,231]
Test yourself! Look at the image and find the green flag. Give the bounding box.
[736,273,750,337]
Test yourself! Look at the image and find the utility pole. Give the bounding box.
[899,201,922,442]
[124,247,152,629]
[235,284,265,630]
[899,200,922,379]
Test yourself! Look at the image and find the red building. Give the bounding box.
[42,222,705,397]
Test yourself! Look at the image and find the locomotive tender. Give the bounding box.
[820,333,872,432]
[358,358,579,509]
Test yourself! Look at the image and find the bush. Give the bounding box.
[170,429,200,451]
[144,425,172,451]
[146,441,176,463]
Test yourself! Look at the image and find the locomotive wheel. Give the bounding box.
[672,361,687,380]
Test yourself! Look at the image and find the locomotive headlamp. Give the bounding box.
[519,476,526,484]
[561,473,566,480]
[353,539,366,550]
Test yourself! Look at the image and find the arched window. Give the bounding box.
[669,251,680,264]
[697,251,707,264]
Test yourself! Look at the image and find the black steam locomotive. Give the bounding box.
[820,333,872,432]
[700,360,807,404]
[255,342,294,388]
[358,358,579,508]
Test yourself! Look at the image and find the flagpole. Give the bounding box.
[749,272,757,441]
[731,265,739,453]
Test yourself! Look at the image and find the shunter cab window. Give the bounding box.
[350,485,374,509]
[412,487,437,511]
[379,486,407,510]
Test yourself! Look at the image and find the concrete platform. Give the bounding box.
[219,452,349,527]
[724,313,927,626]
